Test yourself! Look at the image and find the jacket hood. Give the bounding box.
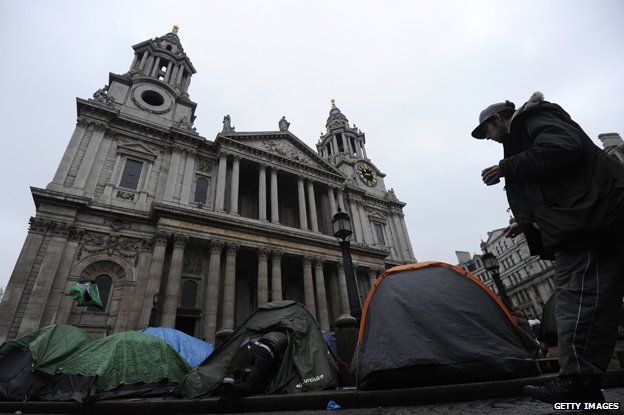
[511,91,544,124]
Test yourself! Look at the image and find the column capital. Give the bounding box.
[270,166,280,174]
[172,234,189,249]
[297,174,307,183]
[209,239,225,252]
[226,242,240,255]
[153,232,170,247]
[303,255,313,266]
[258,247,270,259]
[271,249,283,260]
[336,261,344,272]
[313,257,325,267]
[231,154,241,162]
[258,162,268,171]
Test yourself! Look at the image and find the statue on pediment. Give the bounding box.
[222,115,235,132]
[279,116,290,132]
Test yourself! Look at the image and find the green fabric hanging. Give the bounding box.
[65,281,102,308]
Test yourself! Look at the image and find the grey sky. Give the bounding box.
[1,1,623,290]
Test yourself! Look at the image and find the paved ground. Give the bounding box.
[219,387,624,415]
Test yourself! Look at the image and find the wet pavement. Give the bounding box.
[221,387,624,415]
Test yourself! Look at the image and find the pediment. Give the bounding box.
[117,142,159,161]
[225,132,343,176]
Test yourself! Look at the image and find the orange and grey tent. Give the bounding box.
[356,262,540,390]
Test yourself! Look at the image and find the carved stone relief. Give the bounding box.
[77,231,152,266]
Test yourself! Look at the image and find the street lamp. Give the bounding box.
[480,249,513,310]
[332,208,362,321]
[149,292,159,327]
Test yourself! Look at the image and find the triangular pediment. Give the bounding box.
[117,142,159,161]
[224,132,343,177]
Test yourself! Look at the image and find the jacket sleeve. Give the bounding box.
[499,111,584,180]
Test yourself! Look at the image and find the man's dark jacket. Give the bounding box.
[499,92,624,259]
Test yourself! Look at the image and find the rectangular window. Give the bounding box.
[336,133,345,153]
[373,223,385,245]
[119,159,143,190]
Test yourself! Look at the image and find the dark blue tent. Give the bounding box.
[139,327,213,368]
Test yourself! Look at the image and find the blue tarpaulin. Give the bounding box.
[138,327,213,368]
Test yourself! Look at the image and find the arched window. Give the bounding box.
[180,280,197,309]
[88,274,113,311]
[194,176,209,204]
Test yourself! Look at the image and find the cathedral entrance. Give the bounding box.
[175,315,197,337]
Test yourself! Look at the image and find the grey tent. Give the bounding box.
[356,262,540,390]
[178,300,336,398]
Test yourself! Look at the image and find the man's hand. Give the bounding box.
[481,165,503,185]
[502,222,521,238]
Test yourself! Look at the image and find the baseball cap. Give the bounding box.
[471,100,515,139]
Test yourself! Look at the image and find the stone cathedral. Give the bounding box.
[0,27,415,343]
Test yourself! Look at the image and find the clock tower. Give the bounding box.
[316,100,387,196]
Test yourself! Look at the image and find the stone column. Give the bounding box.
[202,240,223,342]
[137,233,169,327]
[150,56,161,77]
[314,258,330,331]
[257,248,269,306]
[307,181,319,232]
[164,61,173,83]
[336,262,350,315]
[129,53,139,72]
[337,188,346,211]
[398,213,416,260]
[179,150,196,204]
[221,243,239,330]
[17,225,72,336]
[113,281,135,332]
[270,168,279,223]
[160,235,188,328]
[0,220,45,343]
[302,256,316,316]
[73,125,105,190]
[176,65,184,85]
[164,147,182,202]
[230,156,240,215]
[271,250,283,302]
[49,121,88,190]
[258,164,267,221]
[327,187,337,215]
[354,140,362,158]
[367,268,378,288]
[297,176,308,230]
[359,203,374,244]
[214,154,228,211]
[350,201,363,243]
[138,51,149,72]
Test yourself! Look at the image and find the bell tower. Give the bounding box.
[316,100,388,196]
[105,25,199,129]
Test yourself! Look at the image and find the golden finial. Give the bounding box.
[172,25,179,34]
[331,99,336,108]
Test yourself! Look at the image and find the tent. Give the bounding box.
[356,262,540,390]
[178,300,337,399]
[0,324,95,402]
[138,327,214,368]
[57,331,192,397]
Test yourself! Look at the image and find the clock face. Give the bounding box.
[357,164,378,187]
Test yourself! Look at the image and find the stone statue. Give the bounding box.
[278,116,290,132]
[92,85,114,105]
[222,115,235,132]
[176,115,196,132]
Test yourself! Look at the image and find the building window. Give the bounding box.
[119,159,143,190]
[194,176,209,204]
[88,274,112,311]
[373,223,385,245]
[180,280,197,309]
[336,133,345,153]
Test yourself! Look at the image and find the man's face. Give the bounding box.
[484,114,508,143]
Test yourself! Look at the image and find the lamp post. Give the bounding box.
[480,250,513,310]
[148,292,159,327]
[332,208,362,321]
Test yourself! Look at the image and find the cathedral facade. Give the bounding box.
[0,28,415,343]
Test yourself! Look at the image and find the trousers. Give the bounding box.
[555,239,624,383]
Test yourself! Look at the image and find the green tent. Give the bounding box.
[0,324,92,374]
[0,324,95,402]
[178,300,337,399]
[57,331,192,392]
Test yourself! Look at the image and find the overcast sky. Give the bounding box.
[1,1,623,290]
